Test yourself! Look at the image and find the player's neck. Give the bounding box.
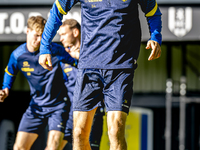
[26,43,39,53]
[75,38,81,48]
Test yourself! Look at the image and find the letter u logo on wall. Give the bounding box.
[168,7,192,38]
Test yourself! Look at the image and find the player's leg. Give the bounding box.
[107,111,127,150]
[72,69,104,150]
[89,107,104,150]
[45,130,64,150]
[13,131,38,150]
[61,108,73,150]
[46,102,70,150]
[103,69,134,150]
[14,106,47,150]
[73,108,97,150]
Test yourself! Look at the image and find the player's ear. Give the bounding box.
[26,28,30,34]
[73,28,79,38]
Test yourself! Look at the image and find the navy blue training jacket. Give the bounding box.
[40,0,162,69]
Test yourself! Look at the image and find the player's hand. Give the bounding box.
[0,88,9,102]
[65,45,80,60]
[39,54,53,71]
[146,40,161,61]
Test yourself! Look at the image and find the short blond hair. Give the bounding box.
[27,16,46,35]
[61,19,81,31]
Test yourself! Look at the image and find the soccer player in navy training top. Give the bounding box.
[59,19,104,150]
[0,16,77,150]
[38,0,162,149]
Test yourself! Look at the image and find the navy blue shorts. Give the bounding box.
[73,69,134,114]
[18,103,69,134]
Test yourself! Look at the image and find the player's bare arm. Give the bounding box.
[146,40,161,61]
[0,88,9,102]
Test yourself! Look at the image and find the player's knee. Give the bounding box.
[108,126,124,140]
[108,126,119,138]
[13,144,18,150]
[73,126,83,138]
[13,143,25,150]
[73,126,89,141]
